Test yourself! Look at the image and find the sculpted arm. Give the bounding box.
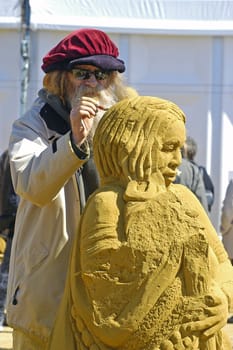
[72,188,182,348]
[194,196,233,312]
[175,184,233,299]
[71,188,134,347]
[174,185,233,342]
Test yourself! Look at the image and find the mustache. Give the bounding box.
[71,84,117,109]
[75,85,102,97]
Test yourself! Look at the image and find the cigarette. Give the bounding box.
[81,119,86,130]
[98,105,109,111]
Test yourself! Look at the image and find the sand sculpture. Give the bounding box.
[48,96,233,350]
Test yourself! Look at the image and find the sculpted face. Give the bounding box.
[156,119,186,187]
[93,96,187,186]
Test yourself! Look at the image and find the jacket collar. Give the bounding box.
[38,89,71,135]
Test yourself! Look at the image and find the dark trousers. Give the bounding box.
[0,235,12,326]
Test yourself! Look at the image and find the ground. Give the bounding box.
[0,322,233,350]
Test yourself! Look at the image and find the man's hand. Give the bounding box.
[70,96,98,146]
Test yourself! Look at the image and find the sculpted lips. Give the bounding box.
[164,170,177,178]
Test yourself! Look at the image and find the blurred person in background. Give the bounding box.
[220,178,233,265]
[174,141,208,212]
[185,136,214,212]
[220,178,233,323]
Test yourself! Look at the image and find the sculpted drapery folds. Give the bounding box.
[48,96,233,350]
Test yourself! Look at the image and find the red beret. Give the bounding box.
[41,28,125,73]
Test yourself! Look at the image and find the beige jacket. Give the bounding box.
[6,97,88,342]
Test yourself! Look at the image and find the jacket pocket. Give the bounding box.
[25,242,49,274]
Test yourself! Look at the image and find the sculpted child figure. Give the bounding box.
[48,96,233,350]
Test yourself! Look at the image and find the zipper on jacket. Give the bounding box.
[12,285,19,305]
[75,167,86,213]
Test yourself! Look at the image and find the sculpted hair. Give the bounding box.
[93,96,186,183]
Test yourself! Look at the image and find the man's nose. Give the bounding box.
[84,74,98,87]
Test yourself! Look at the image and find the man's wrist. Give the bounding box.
[70,132,89,160]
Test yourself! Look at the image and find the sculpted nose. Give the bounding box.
[172,148,182,167]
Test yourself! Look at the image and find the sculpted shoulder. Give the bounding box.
[169,183,206,217]
[83,184,125,219]
[171,182,201,203]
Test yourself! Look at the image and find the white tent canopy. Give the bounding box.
[2,0,233,34]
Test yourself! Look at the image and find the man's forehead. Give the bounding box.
[72,64,101,71]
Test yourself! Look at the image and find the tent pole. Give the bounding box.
[20,0,31,116]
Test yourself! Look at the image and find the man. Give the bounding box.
[6,28,130,349]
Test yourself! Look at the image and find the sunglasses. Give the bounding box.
[71,68,110,81]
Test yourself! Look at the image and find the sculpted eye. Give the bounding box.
[161,143,176,152]
[161,139,182,152]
